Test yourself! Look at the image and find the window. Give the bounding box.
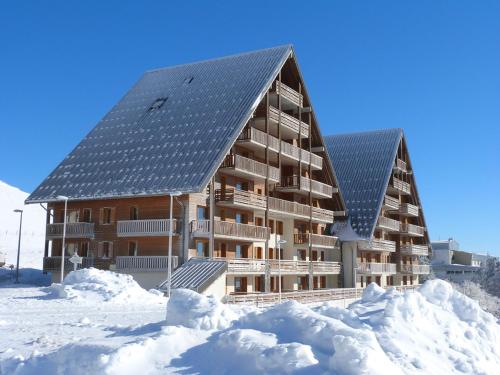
[220,243,227,258]
[196,241,208,257]
[101,208,113,224]
[81,242,90,257]
[235,277,247,293]
[235,213,247,224]
[276,221,283,235]
[128,241,138,256]
[99,242,113,258]
[66,243,78,256]
[67,210,79,223]
[298,249,307,261]
[130,206,139,220]
[257,188,263,195]
[197,206,207,221]
[82,209,91,223]
[235,182,248,191]
[220,209,226,221]
[149,97,167,111]
[255,247,263,259]
[312,251,318,261]
[269,220,275,234]
[255,217,263,227]
[236,244,242,258]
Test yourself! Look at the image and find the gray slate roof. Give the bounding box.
[27,45,292,203]
[324,129,403,240]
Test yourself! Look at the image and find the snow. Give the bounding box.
[0,180,45,269]
[1,270,499,374]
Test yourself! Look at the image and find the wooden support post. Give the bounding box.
[209,176,215,259]
[264,91,271,293]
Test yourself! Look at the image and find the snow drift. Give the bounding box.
[49,268,165,304]
[2,278,500,374]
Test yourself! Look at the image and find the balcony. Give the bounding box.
[394,159,407,173]
[268,196,334,224]
[220,258,266,274]
[215,189,267,211]
[276,175,335,199]
[280,141,323,170]
[42,256,111,271]
[269,259,310,274]
[116,219,179,237]
[115,256,178,272]
[398,203,419,217]
[311,261,341,274]
[400,244,429,256]
[269,106,309,138]
[237,127,280,152]
[399,264,430,275]
[294,233,338,249]
[220,154,280,183]
[46,223,95,239]
[356,262,397,275]
[376,217,400,233]
[400,223,425,237]
[387,177,411,195]
[358,239,396,253]
[272,81,303,109]
[383,195,400,211]
[190,220,270,241]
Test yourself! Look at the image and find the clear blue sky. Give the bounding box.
[1,1,499,255]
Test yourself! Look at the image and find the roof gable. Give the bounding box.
[324,129,402,239]
[27,45,292,203]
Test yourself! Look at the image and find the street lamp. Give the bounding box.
[13,209,23,283]
[56,195,69,283]
[277,238,287,304]
[167,191,182,301]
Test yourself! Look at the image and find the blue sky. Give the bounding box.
[1,1,499,255]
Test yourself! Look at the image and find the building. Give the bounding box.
[324,129,431,288]
[431,238,490,283]
[26,45,347,297]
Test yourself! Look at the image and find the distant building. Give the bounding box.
[431,238,490,283]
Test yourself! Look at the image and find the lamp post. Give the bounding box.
[56,195,69,283]
[13,209,23,283]
[167,192,182,300]
[277,238,287,304]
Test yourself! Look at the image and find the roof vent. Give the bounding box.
[183,77,194,86]
[149,97,167,111]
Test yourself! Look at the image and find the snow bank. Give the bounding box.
[0,181,45,269]
[50,268,165,304]
[166,288,239,330]
[3,279,500,374]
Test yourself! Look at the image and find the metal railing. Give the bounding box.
[221,154,280,182]
[377,216,400,232]
[356,262,397,274]
[400,223,425,236]
[46,223,95,239]
[400,244,429,256]
[116,219,178,237]
[115,256,178,272]
[358,239,396,253]
[190,220,270,241]
[399,264,430,274]
[294,233,338,248]
[274,81,303,107]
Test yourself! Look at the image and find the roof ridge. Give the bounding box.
[325,128,403,139]
[146,44,293,74]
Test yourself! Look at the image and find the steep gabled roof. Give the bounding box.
[26,45,292,203]
[324,129,402,239]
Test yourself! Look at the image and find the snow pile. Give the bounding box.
[50,268,165,304]
[0,180,45,269]
[2,279,500,374]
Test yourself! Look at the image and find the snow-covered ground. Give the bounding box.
[0,180,45,269]
[1,268,499,375]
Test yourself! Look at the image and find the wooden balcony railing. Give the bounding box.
[311,261,341,274]
[269,106,309,137]
[392,178,411,195]
[399,203,419,217]
[399,264,430,274]
[220,154,280,182]
[400,223,425,237]
[115,256,178,272]
[400,244,429,256]
[190,220,270,241]
[394,159,407,172]
[356,262,397,275]
[377,216,400,232]
[42,256,111,271]
[116,219,179,237]
[216,189,267,210]
[238,127,280,152]
[273,81,303,108]
[358,239,396,253]
[269,259,310,274]
[294,233,338,248]
[384,195,400,210]
[46,223,95,239]
[278,175,334,198]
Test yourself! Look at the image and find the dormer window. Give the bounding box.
[148,97,167,111]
